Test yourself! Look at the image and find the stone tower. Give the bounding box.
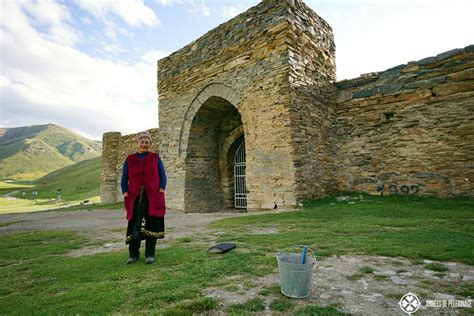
[156,0,335,212]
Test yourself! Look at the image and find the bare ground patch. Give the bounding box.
[204,255,473,315]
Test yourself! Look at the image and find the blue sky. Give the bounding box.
[1,0,473,140]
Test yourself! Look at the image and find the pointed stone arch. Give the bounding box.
[178,82,242,159]
[180,83,246,212]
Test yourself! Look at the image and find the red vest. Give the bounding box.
[124,152,166,221]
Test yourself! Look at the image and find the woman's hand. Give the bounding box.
[123,192,129,197]
[159,188,165,193]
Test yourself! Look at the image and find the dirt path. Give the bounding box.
[0,207,245,235]
[0,207,259,255]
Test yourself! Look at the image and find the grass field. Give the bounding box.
[17,156,101,201]
[0,196,102,214]
[0,157,102,213]
[0,181,34,195]
[211,194,474,264]
[0,194,472,314]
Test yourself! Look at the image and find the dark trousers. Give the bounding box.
[126,189,164,258]
[129,237,157,258]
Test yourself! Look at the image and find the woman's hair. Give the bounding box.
[137,131,152,144]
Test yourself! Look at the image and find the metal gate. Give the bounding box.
[234,141,247,209]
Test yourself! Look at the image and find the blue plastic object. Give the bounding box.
[300,246,307,264]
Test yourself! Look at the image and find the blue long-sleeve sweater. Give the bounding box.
[121,152,167,194]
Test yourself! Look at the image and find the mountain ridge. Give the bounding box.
[0,123,102,180]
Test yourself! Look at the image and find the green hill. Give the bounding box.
[0,156,102,213]
[33,156,102,201]
[0,124,101,180]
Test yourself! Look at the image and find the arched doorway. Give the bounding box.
[184,96,244,212]
[233,140,247,209]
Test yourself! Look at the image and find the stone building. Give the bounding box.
[101,0,474,212]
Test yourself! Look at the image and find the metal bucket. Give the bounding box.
[276,248,316,298]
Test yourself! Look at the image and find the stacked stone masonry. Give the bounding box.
[335,46,474,196]
[100,0,473,211]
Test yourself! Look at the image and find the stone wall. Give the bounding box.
[100,132,121,203]
[334,46,474,196]
[100,128,161,203]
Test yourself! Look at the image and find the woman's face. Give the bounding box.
[137,138,150,153]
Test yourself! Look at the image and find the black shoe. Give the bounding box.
[145,257,155,264]
[127,257,139,265]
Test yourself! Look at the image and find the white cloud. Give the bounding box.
[74,0,159,27]
[100,43,126,55]
[141,50,169,63]
[156,0,183,6]
[220,5,246,19]
[160,0,473,83]
[306,0,474,80]
[0,1,166,140]
[81,16,93,24]
[189,0,211,16]
[21,0,80,46]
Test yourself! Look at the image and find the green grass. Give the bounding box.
[0,149,73,180]
[160,297,217,315]
[360,266,375,274]
[228,298,265,313]
[0,181,34,190]
[210,194,474,265]
[0,196,103,214]
[0,157,102,213]
[424,263,449,272]
[178,236,192,243]
[270,298,295,312]
[0,181,34,196]
[260,284,281,296]
[0,197,55,213]
[295,304,349,315]
[0,231,275,314]
[26,156,101,201]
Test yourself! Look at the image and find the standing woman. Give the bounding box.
[121,131,167,264]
